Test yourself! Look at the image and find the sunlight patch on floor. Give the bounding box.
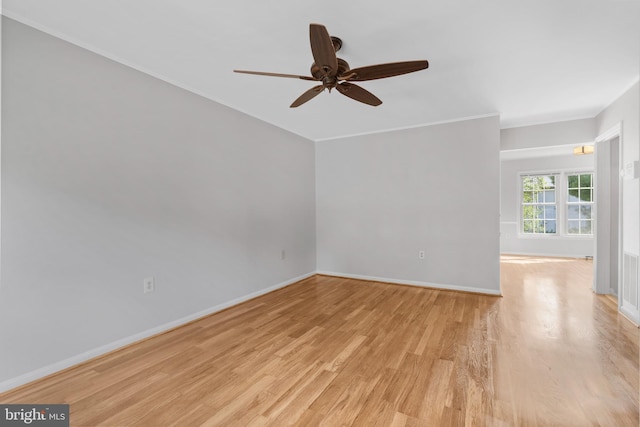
[500,255,580,265]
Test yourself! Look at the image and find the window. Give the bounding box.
[567,173,593,235]
[519,170,594,237]
[521,175,557,234]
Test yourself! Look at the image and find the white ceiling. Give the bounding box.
[3,0,639,141]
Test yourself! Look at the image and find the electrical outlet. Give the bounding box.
[418,251,425,260]
[143,277,155,294]
[281,249,286,260]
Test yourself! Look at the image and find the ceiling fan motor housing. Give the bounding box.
[310,35,346,88]
[330,36,342,52]
[311,58,350,85]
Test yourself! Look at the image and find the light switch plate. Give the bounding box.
[623,161,639,179]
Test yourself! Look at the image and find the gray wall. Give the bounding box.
[316,116,501,294]
[0,18,316,386]
[501,118,595,151]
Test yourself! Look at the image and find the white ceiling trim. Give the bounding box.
[315,113,500,142]
[498,114,598,131]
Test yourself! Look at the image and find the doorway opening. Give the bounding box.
[594,126,630,319]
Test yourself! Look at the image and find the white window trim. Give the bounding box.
[518,169,594,239]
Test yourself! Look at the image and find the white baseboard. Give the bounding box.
[0,271,316,393]
[316,271,501,296]
[619,306,640,327]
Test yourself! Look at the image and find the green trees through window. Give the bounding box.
[522,175,557,234]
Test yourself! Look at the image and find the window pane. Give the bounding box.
[580,174,592,187]
[545,206,556,219]
[568,175,578,188]
[544,190,555,203]
[568,205,579,219]
[523,191,533,203]
[523,205,534,219]
[523,220,533,233]
[535,207,544,219]
[568,220,580,234]
[535,220,545,233]
[568,189,579,202]
[545,220,556,234]
[580,220,592,234]
[536,191,544,203]
[580,189,591,202]
[546,176,555,188]
[580,205,592,219]
[523,177,537,191]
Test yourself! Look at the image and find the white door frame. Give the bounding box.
[593,124,623,309]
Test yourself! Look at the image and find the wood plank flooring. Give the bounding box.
[1,256,638,426]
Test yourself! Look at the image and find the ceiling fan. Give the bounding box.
[234,24,429,108]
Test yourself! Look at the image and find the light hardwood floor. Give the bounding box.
[1,256,638,426]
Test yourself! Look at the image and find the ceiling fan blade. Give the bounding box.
[336,82,382,106]
[339,60,429,81]
[309,24,338,76]
[290,85,325,108]
[234,69,317,81]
